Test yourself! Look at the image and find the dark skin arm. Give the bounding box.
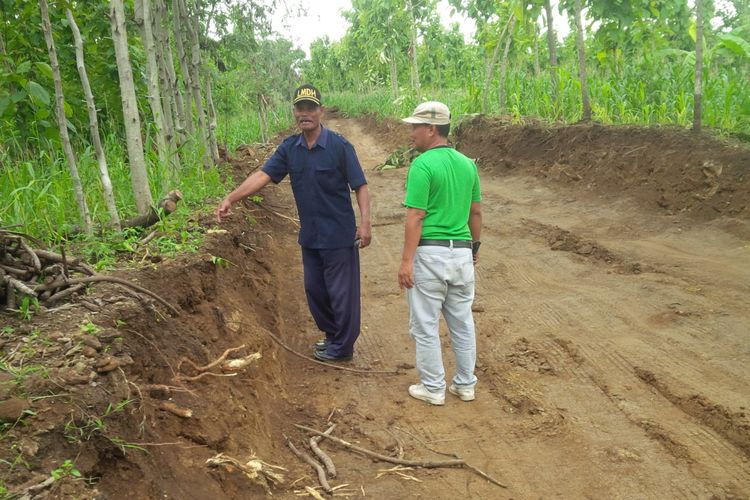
[354,184,372,248]
[469,201,482,263]
[398,208,426,289]
[216,171,273,222]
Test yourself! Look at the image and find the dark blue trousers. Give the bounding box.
[301,245,361,357]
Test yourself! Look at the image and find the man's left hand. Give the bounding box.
[356,222,372,248]
[398,260,414,289]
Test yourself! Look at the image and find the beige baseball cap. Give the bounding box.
[401,101,451,125]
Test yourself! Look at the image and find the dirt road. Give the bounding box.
[6,116,746,498]
[269,117,750,499]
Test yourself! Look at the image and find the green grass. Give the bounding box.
[0,100,294,266]
[326,63,750,137]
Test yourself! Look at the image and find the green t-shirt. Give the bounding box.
[403,146,481,240]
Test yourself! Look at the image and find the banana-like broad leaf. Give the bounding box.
[26,81,50,106]
[716,33,750,60]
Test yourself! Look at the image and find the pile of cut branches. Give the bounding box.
[0,227,178,315]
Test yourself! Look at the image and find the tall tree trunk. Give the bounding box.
[180,0,214,166]
[693,0,704,131]
[155,0,187,144]
[482,15,513,114]
[573,0,592,121]
[148,0,181,176]
[205,71,220,162]
[258,94,269,144]
[409,2,420,97]
[39,0,92,233]
[173,0,194,137]
[110,0,154,214]
[533,21,541,76]
[544,0,558,112]
[66,9,120,229]
[389,49,399,98]
[134,0,172,179]
[498,16,517,114]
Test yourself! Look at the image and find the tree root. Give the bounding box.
[310,424,337,478]
[284,434,332,494]
[294,424,508,489]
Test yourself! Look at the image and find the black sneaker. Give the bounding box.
[313,350,353,362]
[313,339,329,351]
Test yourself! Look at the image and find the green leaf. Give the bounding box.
[34,62,54,80]
[16,60,31,74]
[717,33,750,59]
[0,96,10,117]
[11,89,27,103]
[26,81,50,106]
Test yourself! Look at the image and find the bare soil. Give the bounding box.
[1,115,748,499]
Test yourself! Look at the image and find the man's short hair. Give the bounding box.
[436,123,450,138]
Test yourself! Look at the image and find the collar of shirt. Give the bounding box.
[294,125,329,150]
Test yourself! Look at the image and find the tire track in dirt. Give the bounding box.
[287,117,750,498]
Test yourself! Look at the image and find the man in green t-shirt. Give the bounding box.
[398,101,482,406]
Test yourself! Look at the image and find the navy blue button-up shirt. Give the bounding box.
[262,126,367,249]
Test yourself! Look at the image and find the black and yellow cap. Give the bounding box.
[293,84,322,106]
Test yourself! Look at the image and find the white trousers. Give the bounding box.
[407,245,477,392]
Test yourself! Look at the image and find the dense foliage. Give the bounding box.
[303,0,750,134]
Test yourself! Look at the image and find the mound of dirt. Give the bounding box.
[453,116,750,221]
[0,147,310,498]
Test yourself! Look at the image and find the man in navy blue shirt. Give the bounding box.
[216,84,371,362]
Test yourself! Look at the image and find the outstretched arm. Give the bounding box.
[216,171,273,222]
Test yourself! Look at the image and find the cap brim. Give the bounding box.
[294,97,321,105]
[401,117,449,125]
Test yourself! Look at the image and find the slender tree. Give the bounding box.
[173,0,194,137]
[39,0,92,233]
[498,15,517,114]
[693,0,704,131]
[110,0,154,213]
[408,0,421,96]
[66,8,120,229]
[544,0,558,112]
[135,0,171,177]
[573,0,592,121]
[482,15,513,114]
[180,0,214,166]
[154,0,186,146]
[205,71,220,162]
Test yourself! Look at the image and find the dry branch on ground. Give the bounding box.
[0,228,178,316]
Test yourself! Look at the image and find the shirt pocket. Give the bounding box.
[314,165,345,194]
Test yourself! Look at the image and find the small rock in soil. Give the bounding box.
[18,437,39,457]
[0,397,31,422]
[81,335,102,350]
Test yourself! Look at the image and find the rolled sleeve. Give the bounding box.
[261,144,289,184]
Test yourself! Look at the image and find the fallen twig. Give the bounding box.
[294,424,508,489]
[224,320,400,375]
[159,401,193,418]
[310,424,337,478]
[40,275,179,316]
[284,434,332,494]
[179,345,246,373]
[206,452,285,494]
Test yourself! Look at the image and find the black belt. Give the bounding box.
[418,239,472,249]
